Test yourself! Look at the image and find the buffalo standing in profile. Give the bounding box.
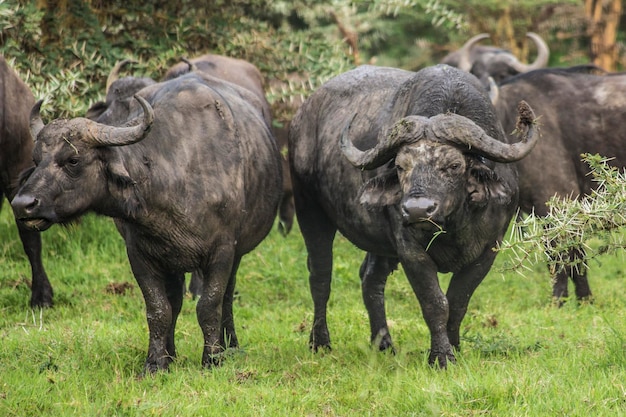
[0,56,53,308]
[12,72,283,373]
[442,33,550,85]
[88,56,294,238]
[491,66,626,302]
[288,64,538,367]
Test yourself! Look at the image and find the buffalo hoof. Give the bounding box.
[141,358,172,376]
[373,331,395,354]
[202,352,226,369]
[428,349,456,369]
[30,293,53,309]
[30,280,54,308]
[309,330,331,352]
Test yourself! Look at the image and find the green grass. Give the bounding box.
[1,207,625,416]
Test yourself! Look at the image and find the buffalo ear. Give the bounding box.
[104,152,144,217]
[467,158,508,206]
[106,155,135,187]
[358,166,402,208]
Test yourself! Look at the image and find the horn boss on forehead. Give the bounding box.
[340,114,429,169]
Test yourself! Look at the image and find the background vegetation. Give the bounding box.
[1,1,626,416]
[1,0,621,120]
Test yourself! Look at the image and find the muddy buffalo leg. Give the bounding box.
[294,187,337,351]
[359,253,398,352]
[220,256,241,349]
[197,244,234,368]
[398,241,454,368]
[127,248,177,373]
[16,222,53,308]
[445,251,496,349]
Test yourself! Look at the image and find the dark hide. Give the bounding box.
[13,72,283,373]
[163,54,294,238]
[494,66,626,302]
[289,64,535,367]
[0,56,53,307]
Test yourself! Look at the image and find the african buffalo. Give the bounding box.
[88,56,294,238]
[0,56,53,308]
[12,72,283,373]
[442,33,550,85]
[288,64,538,367]
[491,66,626,302]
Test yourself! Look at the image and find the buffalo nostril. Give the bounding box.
[11,194,40,215]
[402,197,439,221]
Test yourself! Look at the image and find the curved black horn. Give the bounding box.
[340,114,428,170]
[83,95,154,147]
[29,99,45,142]
[456,33,490,72]
[105,59,137,93]
[181,57,198,73]
[429,100,538,162]
[508,32,550,73]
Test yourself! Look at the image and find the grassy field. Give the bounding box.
[0,206,625,416]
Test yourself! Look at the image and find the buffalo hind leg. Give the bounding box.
[220,256,241,349]
[197,245,235,368]
[164,272,185,359]
[551,247,592,305]
[359,253,398,352]
[294,188,337,351]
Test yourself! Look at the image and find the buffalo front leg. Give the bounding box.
[399,244,453,368]
[445,251,495,349]
[359,253,398,352]
[17,223,53,308]
[127,250,178,374]
[197,245,235,368]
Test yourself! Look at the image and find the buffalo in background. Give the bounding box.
[12,72,283,373]
[491,65,626,302]
[289,64,538,367]
[0,56,53,308]
[442,33,550,86]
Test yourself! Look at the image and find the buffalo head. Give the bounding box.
[85,59,156,124]
[12,95,154,231]
[340,101,537,226]
[442,33,550,85]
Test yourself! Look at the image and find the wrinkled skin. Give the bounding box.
[289,64,537,367]
[493,66,626,302]
[0,56,53,308]
[13,73,282,373]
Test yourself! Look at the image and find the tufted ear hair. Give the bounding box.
[358,163,402,208]
[466,156,509,206]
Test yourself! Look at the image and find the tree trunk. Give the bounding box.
[585,0,622,71]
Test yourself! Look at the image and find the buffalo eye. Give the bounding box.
[67,156,80,167]
[444,162,462,173]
